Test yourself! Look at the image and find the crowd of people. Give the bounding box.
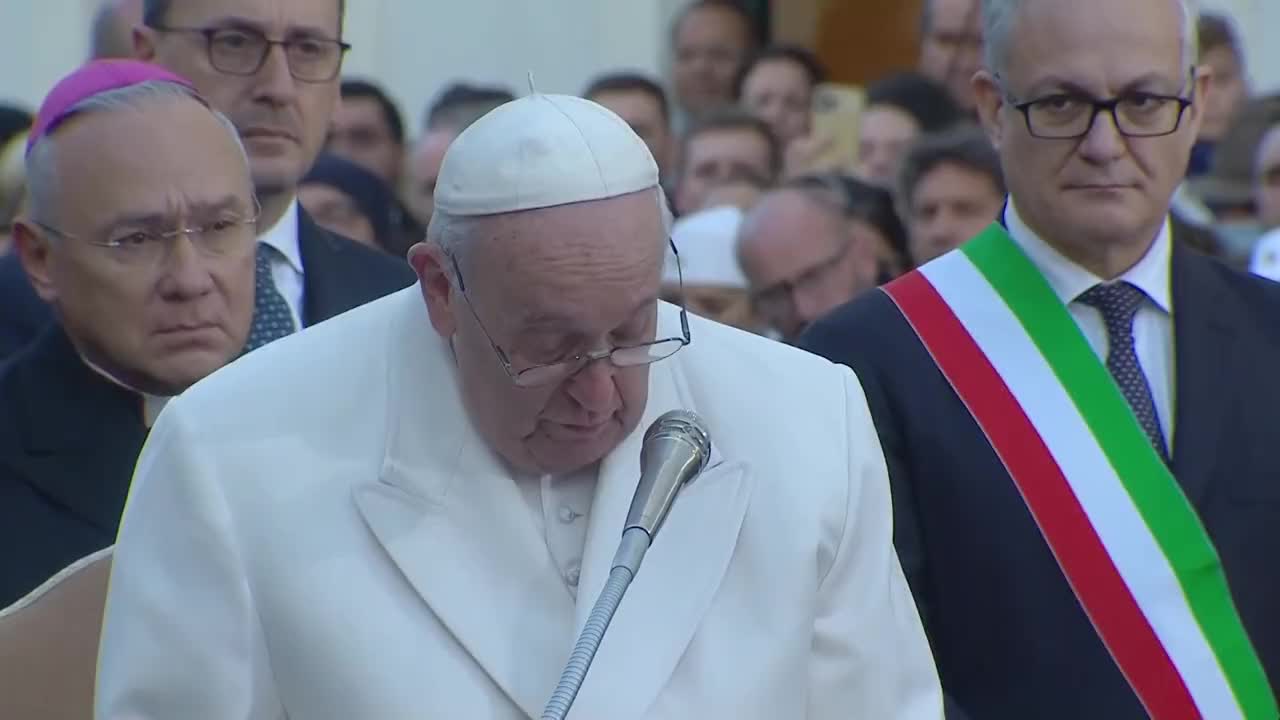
[0,0,1277,718]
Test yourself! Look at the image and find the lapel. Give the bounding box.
[10,325,147,535]
[567,328,754,720]
[351,290,575,719]
[1169,244,1234,507]
[296,207,352,327]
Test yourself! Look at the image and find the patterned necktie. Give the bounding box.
[243,243,297,352]
[1077,281,1169,461]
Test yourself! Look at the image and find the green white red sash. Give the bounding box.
[882,223,1277,720]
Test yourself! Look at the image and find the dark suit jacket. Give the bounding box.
[0,326,146,608]
[800,242,1280,719]
[0,252,52,363]
[294,207,415,326]
[0,208,413,366]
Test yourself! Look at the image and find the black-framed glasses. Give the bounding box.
[749,241,852,316]
[449,238,693,389]
[1002,71,1195,139]
[31,197,261,268]
[151,25,351,82]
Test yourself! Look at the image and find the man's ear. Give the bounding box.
[972,70,1008,150]
[133,25,158,61]
[12,220,59,303]
[408,242,458,338]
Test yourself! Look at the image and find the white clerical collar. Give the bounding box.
[78,354,171,427]
[1004,199,1172,314]
[259,199,303,273]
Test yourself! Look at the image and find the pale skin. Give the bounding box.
[134,0,345,231]
[12,98,257,396]
[409,190,666,476]
[972,0,1208,281]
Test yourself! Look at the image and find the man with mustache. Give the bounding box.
[0,60,259,607]
[136,0,413,350]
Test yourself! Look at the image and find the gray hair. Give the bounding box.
[982,0,1199,77]
[25,80,248,224]
[428,186,675,274]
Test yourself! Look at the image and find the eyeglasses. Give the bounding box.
[151,25,351,82]
[1002,71,1195,140]
[750,241,852,317]
[449,239,692,389]
[32,198,261,268]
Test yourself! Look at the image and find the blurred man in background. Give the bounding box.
[897,125,1005,265]
[89,0,143,60]
[584,72,675,183]
[735,45,825,151]
[673,109,779,216]
[406,82,514,223]
[855,72,961,188]
[327,79,405,190]
[0,62,258,608]
[137,0,414,351]
[1188,13,1250,178]
[917,0,982,114]
[737,181,879,341]
[670,0,756,128]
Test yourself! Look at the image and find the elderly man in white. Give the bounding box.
[95,93,942,719]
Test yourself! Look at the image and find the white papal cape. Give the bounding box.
[95,286,942,719]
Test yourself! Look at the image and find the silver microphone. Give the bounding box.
[542,410,712,720]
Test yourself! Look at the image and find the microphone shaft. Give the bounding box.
[541,528,652,720]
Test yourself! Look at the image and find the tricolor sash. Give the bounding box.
[882,223,1277,720]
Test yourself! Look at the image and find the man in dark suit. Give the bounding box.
[0,62,260,607]
[801,0,1279,717]
[0,254,51,362]
[136,0,412,352]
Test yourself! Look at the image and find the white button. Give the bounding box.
[565,562,581,587]
[558,505,580,524]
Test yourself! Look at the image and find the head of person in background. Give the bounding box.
[917,0,983,114]
[1193,95,1280,265]
[674,108,780,217]
[1252,121,1280,231]
[299,152,421,257]
[12,63,258,398]
[326,79,405,189]
[735,45,826,150]
[407,83,515,224]
[136,0,350,229]
[671,0,757,123]
[662,204,758,332]
[584,72,674,182]
[737,180,881,342]
[856,72,961,189]
[0,106,33,254]
[1189,13,1249,176]
[897,125,1005,265]
[89,0,145,60]
[815,173,912,280]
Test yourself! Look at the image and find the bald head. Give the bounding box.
[90,0,144,60]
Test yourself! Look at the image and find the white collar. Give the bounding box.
[78,353,171,428]
[1004,200,1172,313]
[259,199,303,273]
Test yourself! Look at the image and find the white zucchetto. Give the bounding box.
[433,93,660,217]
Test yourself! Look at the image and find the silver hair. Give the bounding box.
[982,0,1200,77]
[428,185,675,274]
[25,80,248,224]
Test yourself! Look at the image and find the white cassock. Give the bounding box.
[94,287,942,719]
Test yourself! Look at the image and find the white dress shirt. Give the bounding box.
[258,200,305,329]
[516,467,597,599]
[1005,202,1175,448]
[1249,226,1280,282]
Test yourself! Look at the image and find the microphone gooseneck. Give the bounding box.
[541,410,712,720]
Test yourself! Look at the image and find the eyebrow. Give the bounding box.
[203,16,339,40]
[1024,73,1182,99]
[98,194,247,232]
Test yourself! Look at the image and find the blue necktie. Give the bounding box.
[1078,281,1169,461]
[243,243,297,352]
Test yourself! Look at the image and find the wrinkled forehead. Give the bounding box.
[165,0,342,36]
[1003,0,1188,94]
